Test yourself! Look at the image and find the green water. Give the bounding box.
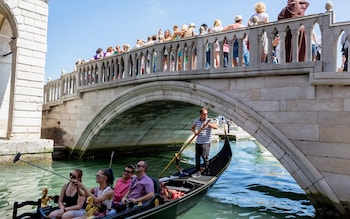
[1,140,315,218]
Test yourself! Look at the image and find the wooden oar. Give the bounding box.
[109,151,115,168]
[158,119,211,178]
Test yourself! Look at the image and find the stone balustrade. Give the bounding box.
[43,9,350,106]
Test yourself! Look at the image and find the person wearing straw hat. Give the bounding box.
[183,22,196,38]
[223,15,244,31]
[222,15,246,67]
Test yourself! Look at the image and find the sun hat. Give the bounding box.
[189,22,196,28]
[235,15,243,22]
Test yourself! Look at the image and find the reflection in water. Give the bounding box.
[1,140,315,218]
[179,140,315,219]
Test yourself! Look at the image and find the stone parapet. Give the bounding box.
[0,138,53,163]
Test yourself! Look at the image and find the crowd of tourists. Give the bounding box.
[71,0,346,74]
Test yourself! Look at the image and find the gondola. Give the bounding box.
[13,136,232,219]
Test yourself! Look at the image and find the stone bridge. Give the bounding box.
[42,8,350,217]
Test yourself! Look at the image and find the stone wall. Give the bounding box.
[0,0,53,163]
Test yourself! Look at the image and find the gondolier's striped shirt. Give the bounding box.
[192,118,213,144]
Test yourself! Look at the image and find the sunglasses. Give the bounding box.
[123,169,132,174]
[69,173,77,179]
[96,174,106,178]
[136,164,144,168]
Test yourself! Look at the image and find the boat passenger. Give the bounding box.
[115,161,154,212]
[73,168,114,218]
[48,169,86,219]
[108,164,135,215]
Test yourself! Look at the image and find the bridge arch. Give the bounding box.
[74,80,342,213]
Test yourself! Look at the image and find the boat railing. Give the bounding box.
[13,199,41,219]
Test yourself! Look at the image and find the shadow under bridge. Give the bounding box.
[72,101,212,158]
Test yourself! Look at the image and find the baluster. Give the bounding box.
[238,37,244,66]
[248,28,259,66]
[209,40,215,69]
[291,28,299,63]
[305,26,313,62]
[279,30,286,64]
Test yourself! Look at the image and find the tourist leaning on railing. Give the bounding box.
[341,31,349,72]
[278,0,310,62]
[248,2,269,63]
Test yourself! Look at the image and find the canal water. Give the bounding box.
[0,139,315,218]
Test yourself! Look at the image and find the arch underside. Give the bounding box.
[74,80,342,213]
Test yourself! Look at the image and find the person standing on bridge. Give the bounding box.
[222,15,246,67]
[191,107,218,176]
[212,19,223,68]
[248,2,269,63]
[341,31,348,72]
[278,0,309,62]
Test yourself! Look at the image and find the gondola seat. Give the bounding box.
[13,199,41,219]
[150,176,165,205]
[150,176,160,194]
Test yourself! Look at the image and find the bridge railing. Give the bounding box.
[44,9,350,106]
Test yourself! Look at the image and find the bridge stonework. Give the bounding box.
[0,0,53,163]
[41,8,350,216]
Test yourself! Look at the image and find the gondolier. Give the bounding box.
[191,107,218,176]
